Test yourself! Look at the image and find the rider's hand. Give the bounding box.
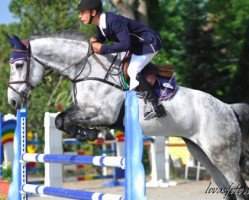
[90,37,98,44]
[91,43,102,54]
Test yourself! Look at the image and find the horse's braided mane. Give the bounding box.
[30,30,89,42]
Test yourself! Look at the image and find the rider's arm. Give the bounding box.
[95,28,106,43]
[100,20,131,55]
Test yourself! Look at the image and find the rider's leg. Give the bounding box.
[136,73,166,120]
[127,53,166,120]
[127,53,157,90]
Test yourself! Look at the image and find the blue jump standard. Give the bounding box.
[8,91,146,200]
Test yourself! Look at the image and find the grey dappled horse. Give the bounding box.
[7,31,249,200]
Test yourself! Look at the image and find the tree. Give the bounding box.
[177,0,227,97]
[9,0,79,35]
[207,0,249,101]
[232,24,249,102]
[110,0,148,24]
[147,0,184,66]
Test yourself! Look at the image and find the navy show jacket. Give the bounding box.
[96,12,163,55]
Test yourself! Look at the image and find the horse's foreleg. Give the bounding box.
[55,106,99,141]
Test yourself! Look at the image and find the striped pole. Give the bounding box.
[22,153,125,168]
[22,184,124,200]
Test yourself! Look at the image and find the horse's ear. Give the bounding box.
[6,35,15,47]
[13,35,21,41]
[8,35,27,50]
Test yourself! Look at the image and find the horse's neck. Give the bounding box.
[88,53,125,83]
[30,37,89,80]
[30,38,125,85]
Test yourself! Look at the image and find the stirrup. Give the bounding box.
[144,104,167,120]
[143,103,158,120]
[155,104,167,118]
[144,110,158,120]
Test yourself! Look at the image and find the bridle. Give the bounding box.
[8,39,127,102]
[8,48,34,100]
[8,41,55,101]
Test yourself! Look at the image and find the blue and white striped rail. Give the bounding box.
[22,184,124,200]
[8,91,146,200]
[22,153,125,168]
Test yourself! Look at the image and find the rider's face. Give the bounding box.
[79,10,91,24]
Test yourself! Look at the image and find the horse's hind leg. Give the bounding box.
[207,139,249,200]
[184,138,249,200]
[55,106,99,141]
[183,138,237,200]
[237,175,249,200]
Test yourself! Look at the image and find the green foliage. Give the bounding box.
[9,0,79,35]
[2,167,12,182]
[148,0,184,65]
[142,147,151,175]
[177,0,222,94]
[167,0,235,100]
[232,24,249,101]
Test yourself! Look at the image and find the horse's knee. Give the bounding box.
[55,112,65,130]
[55,112,77,137]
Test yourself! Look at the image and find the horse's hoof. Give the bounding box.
[66,129,77,138]
[75,126,89,141]
[105,132,115,140]
[75,134,88,142]
[88,131,98,141]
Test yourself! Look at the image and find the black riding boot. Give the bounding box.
[136,73,166,120]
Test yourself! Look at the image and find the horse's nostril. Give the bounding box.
[11,100,17,108]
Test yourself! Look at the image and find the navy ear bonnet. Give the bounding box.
[8,35,30,64]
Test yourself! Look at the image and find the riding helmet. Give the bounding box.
[77,0,103,12]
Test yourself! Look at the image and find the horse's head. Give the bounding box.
[7,35,45,109]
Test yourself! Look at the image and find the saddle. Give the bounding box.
[121,54,175,86]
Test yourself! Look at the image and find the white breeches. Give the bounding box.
[127,52,158,90]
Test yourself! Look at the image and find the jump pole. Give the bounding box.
[8,91,146,200]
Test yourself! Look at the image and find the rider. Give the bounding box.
[77,0,166,120]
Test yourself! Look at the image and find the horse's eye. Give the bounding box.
[16,63,24,69]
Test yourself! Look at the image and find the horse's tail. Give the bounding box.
[231,103,249,174]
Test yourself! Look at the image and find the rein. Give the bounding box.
[72,52,126,91]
